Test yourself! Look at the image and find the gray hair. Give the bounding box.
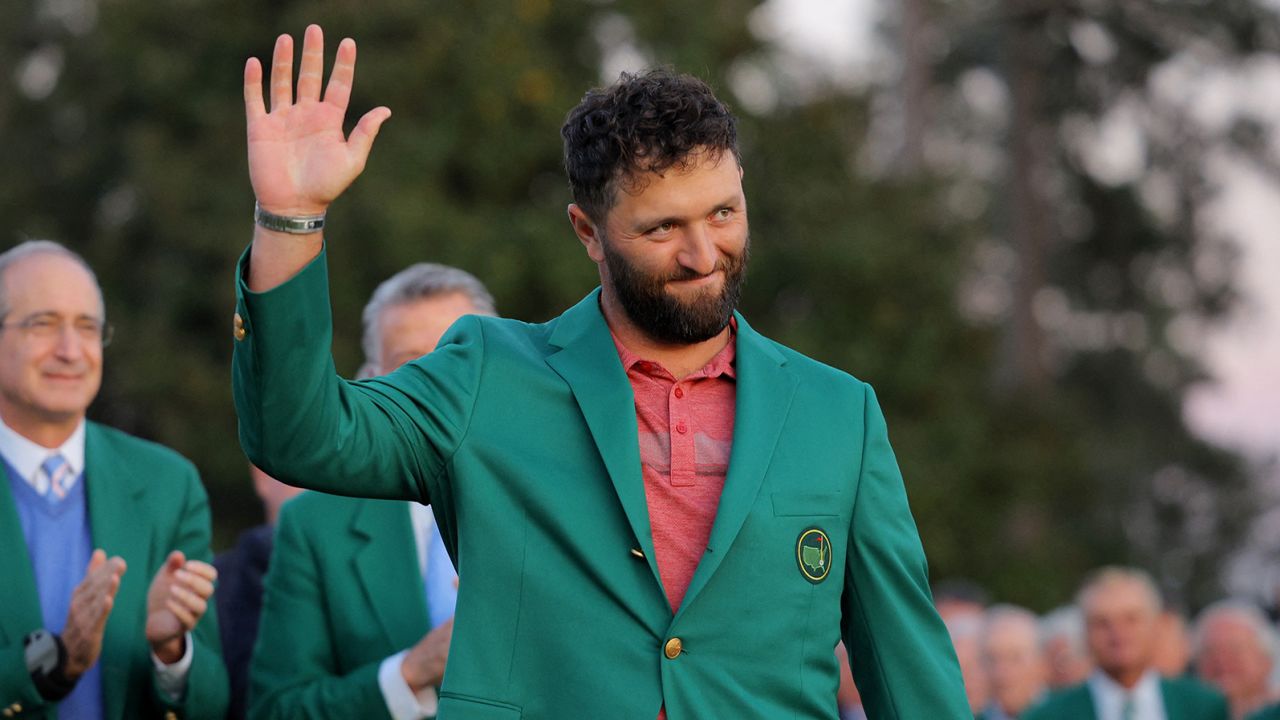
[982,604,1043,652]
[0,240,103,319]
[358,262,495,378]
[1040,605,1086,655]
[1192,599,1277,662]
[1076,566,1163,616]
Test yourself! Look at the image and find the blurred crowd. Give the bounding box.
[837,570,1280,720]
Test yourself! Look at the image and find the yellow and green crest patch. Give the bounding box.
[796,527,832,583]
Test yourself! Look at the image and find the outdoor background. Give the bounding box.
[2,0,1278,613]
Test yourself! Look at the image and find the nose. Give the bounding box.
[676,224,717,276]
[52,323,86,358]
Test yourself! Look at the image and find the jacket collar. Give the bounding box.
[547,289,797,617]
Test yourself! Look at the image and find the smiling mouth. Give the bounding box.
[668,271,722,287]
[43,373,86,382]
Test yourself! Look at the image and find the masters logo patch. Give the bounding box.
[796,527,832,584]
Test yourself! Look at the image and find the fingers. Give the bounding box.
[81,551,126,587]
[269,33,294,112]
[165,584,208,630]
[347,106,392,166]
[297,24,325,103]
[175,563,217,600]
[322,37,357,111]
[165,549,186,572]
[244,58,266,122]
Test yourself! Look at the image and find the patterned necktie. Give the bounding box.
[41,454,74,500]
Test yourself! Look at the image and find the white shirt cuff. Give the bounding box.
[378,650,439,720]
[150,632,194,703]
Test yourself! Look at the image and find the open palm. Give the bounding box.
[244,25,390,216]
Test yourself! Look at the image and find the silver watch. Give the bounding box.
[254,202,326,234]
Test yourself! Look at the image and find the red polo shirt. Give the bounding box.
[610,326,737,613]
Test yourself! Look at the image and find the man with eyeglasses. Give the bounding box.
[0,240,228,719]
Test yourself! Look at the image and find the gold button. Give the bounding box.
[629,547,645,559]
[664,637,683,659]
[233,313,247,342]
[4,709,14,718]
[165,712,177,720]
[12,704,20,712]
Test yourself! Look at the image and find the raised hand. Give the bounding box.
[244,24,391,217]
[63,550,127,680]
[145,550,218,664]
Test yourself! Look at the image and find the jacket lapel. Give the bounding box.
[352,500,429,652]
[85,422,149,720]
[675,314,796,619]
[0,471,41,645]
[545,290,662,588]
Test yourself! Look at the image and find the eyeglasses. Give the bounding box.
[0,312,114,347]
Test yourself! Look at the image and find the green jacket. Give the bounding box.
[248,492,429,719]
[1248,702,1280,720]
[231,250,968,719]
[1022,676,1228,720]
[0,422,228,719]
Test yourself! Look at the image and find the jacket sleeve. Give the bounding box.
[152,462,230,719]
[840,384,971,718]
[231,247,483,506]
[0,643,46,717]
[247,501,393,720]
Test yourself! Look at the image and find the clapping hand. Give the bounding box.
[145,550,217,664]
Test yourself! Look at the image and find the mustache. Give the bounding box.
[664,255,745,283]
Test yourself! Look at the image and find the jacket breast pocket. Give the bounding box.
[437,692,523,719]
[771,492,842,517]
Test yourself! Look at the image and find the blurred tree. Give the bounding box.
[874,0,1279,606]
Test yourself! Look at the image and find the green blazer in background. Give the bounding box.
[0,422,229,719]
[1248,702,1280,720]
[248,491,428,719]
[1022,677,1228,720]
[231,250,969,719]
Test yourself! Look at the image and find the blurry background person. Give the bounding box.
[948,611,992,715]
[1154,610,1194,678]
[0,240,226,718]
[1025,567,1227,720]
[213,465,302,720]
[980,604,1049,719]
[249,263,494,719]
[1193,600,1277,720]
[1041,606,1094,689]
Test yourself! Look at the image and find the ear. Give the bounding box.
[567,204,606,264]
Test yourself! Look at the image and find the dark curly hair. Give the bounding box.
[561,68,740,224]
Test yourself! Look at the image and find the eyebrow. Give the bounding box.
[631,194,743,232]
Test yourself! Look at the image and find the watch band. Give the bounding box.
[254,202,326,235]
[23,630,76,702]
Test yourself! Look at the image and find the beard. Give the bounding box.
[601,235,749,345]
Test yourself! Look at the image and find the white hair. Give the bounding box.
[983,604,1043,651]
[1192,599,1277,662]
